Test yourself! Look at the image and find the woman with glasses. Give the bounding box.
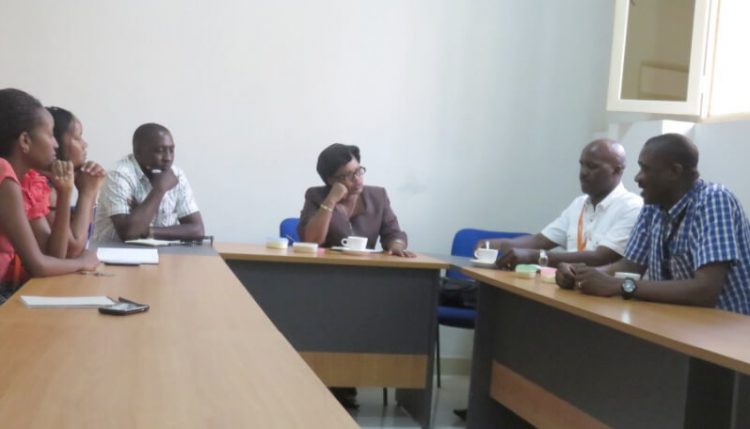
[297,143,414,409]
[298,143,414,258]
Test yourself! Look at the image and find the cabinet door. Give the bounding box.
[606,0,718,116]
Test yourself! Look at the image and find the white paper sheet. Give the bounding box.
[21,295,115,309]
[96,247,159,265]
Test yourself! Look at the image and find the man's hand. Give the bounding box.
[49,160,75,194]
[127,197,139,211]
[495,248,537,270]
[150,169,178,193]
[474,238,510,252]
[555,262,579,290]
[573,266,621,297]
[325,182,349,206]
[76,161,106,195]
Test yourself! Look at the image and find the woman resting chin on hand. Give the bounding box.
[298,143,415,258]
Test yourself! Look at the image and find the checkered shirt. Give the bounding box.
[624,180,750,315]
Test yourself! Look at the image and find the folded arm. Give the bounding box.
[111,187,168,240]
[0,181,97,277]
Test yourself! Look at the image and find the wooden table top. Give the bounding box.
[463,267,750,376]
[216,242,449,270]
[0,254,358,428]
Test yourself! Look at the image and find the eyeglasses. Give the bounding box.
[333,166,366,182]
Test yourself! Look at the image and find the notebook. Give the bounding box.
[21,295,115,309]
[96,247,159,265]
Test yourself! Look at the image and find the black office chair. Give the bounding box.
[436,228,529,387]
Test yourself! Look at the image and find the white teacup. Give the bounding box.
[614,272,642,281]
[341,236,368,250]
[474,248,499,262]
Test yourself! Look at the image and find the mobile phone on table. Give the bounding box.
[99,297,149,316]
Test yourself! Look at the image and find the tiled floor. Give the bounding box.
[349,375,469,429]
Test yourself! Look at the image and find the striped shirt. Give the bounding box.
[624,179,750,315]
[93,154,199,243]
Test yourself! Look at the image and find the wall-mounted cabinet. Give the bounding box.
[607,0,717,116]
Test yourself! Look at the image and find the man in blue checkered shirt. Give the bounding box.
[560,133,750,315]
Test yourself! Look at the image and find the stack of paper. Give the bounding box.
[21,295,115,309]
[96,247,159,265]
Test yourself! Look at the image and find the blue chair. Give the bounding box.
[279,217,300,242]
[436,228,529,387]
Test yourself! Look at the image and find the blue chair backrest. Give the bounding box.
[447,228,529,280]
[280,217,301,242]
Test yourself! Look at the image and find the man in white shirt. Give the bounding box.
[93,123,204,243]
[452,138,643,422]
[487,139,643,270]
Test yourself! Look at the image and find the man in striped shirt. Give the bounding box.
[568,134,750,315]
[93,123,204,243]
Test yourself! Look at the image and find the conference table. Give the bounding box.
[462,267,750,429]
[0,245,358,428]
[216,243,449,429]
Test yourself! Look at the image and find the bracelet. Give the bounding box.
[319,203,333,212]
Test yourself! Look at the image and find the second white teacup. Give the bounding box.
[341,236,368,250]
[474,248,499,263]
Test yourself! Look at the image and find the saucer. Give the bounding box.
[471,258,497,268]
[331,246,382,255]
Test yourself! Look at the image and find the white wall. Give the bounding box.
[613,118,750,206]
[0,0,620,360]
[0,0,616,254]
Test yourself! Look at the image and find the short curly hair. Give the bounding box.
[316,143,360,185]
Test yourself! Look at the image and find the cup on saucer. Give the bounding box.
[474,248,499,264]
[341,236,368,251]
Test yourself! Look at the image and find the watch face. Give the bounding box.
[538,251,549,267]
[623,278,637,293]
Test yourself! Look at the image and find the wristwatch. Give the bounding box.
[538,250,549,267]
[621,278,637,300]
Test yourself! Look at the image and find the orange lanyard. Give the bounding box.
[577,205,587,251]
